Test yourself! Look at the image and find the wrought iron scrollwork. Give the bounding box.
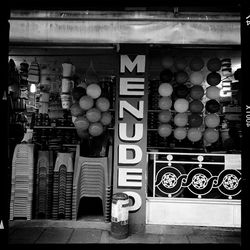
[155,166,241,198]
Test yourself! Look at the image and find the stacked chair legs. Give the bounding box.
[10,144,113,222]
[72,145,112,222]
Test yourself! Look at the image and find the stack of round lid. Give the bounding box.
[47,151,54,219]
[27,60,40,83]
[35,151,50,219]
[52,152,74,220]
[10,144,35,220]
[58,166,67,219]
[65,171,73,220]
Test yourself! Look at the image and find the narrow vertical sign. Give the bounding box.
[113,50,148,231]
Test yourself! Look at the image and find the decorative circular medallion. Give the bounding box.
[161,172,178,188]
[222,174,239,190]
[192,174,208,189]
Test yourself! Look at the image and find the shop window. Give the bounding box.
[146,47,241,200]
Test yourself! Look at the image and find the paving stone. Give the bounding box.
[187,235,222,244]
[102,231,160,244]
[159,234,189,243]
[35,227,73,244]
[215,236,241,244]
[8,227,44,244]
[192,227,241,237]
[67,228,102,243]
[146,225,195,235]
[8,226,17,237]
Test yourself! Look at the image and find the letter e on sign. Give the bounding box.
[118,168,142,187]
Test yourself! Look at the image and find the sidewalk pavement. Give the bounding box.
[7,220,241,244]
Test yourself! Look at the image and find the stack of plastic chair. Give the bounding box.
[10,144,35,220]
[72,145,112,222]
[35,150,54,219]
[52,152,73,220]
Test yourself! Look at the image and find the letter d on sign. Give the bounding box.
[118,144,142,164]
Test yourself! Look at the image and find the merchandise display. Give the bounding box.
[174,56,187,71]
[158,96,172,110]
[161,55,174,69]
[206,72,221,86]
[174,113,188,127]
[52,152,74,220]
[189,56,204,71]
[189,100,204,113]
[10,144,35,220]
[160,69,173,82]
[205,99,220,113]
[8,43,241,224]
[174,98,189,113]
[158,123,172,138]
[206,86,221,99]
[206,57,222,72]
[72,147,112,222]
[204,128,219,144]
[174,127,187,141]
[174,85,189,98]
[158,110,172,123]
[189,71,204,85]
[204,113,220,128]
[190,85,204,100]
[175,71,189,84]
[188,113,203,127]
[187,127,203,142]
[148,49,241,152]
[35,151,54,219]
[158,83,173,96]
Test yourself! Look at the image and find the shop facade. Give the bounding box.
[8,8,241,233]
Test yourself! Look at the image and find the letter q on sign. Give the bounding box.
[123,191,142,212]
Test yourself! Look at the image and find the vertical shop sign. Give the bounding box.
[113,46,148,231]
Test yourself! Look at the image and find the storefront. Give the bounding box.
[7,8,241,233]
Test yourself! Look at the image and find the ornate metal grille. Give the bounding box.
[147,152,241,199]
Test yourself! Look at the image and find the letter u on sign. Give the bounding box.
[119,123,143,142]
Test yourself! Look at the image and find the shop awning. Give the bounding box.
[9,11,240,45]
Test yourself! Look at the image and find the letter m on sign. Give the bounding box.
[120,55,146,73]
